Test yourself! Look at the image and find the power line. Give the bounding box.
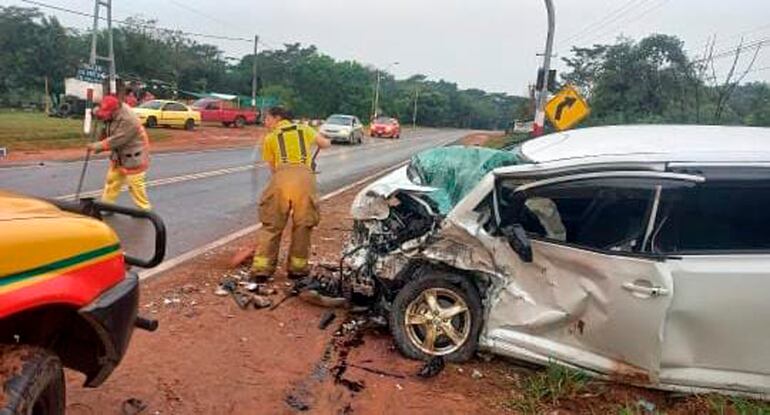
[693,36,770,65]
[162,0,284,50]
[166,0,232,29]
[20,0,254,43]
[560,0,642,45]
[576,0,670,46]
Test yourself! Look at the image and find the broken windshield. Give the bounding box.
[407,145,526,214]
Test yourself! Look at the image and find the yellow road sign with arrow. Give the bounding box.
[545,85,590,131]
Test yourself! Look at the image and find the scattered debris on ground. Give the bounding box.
[417,356,446,379]
[121,398,147,415]
[318,310,336,330]
[63,144,770,414]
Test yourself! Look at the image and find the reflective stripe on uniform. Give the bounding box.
[297,129,307,163]
[252,256,273,270]
[277,130,289,164]
[289,256,308,272]
[276,125,309,165]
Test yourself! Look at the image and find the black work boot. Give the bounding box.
[248,271,271,284]
[287,271,309,281]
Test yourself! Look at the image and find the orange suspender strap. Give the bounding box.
[276,125,308,164]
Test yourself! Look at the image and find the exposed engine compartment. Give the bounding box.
[340,192,440,302]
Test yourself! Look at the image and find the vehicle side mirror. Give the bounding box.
[502,224,533,263]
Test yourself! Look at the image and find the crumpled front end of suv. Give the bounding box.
[341,146,521,305]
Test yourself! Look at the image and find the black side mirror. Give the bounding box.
[502,224,533,263]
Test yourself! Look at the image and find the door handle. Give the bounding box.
[622,281,669,298]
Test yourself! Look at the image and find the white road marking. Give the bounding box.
[137,160,410,281]
[54,132,426,201]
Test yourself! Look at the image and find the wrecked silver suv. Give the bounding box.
[341,125,770,397]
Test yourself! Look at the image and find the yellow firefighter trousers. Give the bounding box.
[252,165,320,276]
[101,166,152,210]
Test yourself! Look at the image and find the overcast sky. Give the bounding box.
[4,0,770,95]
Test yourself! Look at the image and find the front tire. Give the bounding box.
[0,345,65,415]
[146,116,157,128]
[390,272,482,362]
[184,119,195,131]
[234,116,246,128]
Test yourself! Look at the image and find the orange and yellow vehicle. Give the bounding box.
[0,192,165,414]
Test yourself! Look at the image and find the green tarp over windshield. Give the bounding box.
[409,145,523,214]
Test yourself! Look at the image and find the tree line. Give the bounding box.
[0,6,525,130]
[2,6,768,129]
[558,34,770,127]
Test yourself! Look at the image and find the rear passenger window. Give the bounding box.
[653,182,770,253]
[164,103,186,111]
[507,179,655,253]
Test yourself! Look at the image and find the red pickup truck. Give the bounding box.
[191,98,259,128]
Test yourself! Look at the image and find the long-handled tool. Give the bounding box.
[311,147,320,174]
[75,114,99,201]
[74,148,92,201]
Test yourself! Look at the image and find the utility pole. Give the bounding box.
[533,0,555,137]
[372,69,381,121]
[412,87,419,129]
[85,0,115,135]
[251,35,259,109]
[371,61,398,121]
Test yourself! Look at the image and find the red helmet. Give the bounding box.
[95,95,120,120]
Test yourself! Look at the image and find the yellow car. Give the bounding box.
[132,100,201,130]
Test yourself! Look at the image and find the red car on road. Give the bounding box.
[192,98,259,128]
[370,117,401,138]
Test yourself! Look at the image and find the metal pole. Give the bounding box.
[373,70,381,120]
[89,0,99,65]
[412,87,419,129]
[533,0,555,137]
[106,0,116,94]
[251,35,258,108]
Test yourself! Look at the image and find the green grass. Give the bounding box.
[0,111,169,152]
[506,362,591,414]
[707,394,770,415]
[482,132,531,150]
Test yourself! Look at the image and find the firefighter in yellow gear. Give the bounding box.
[251,107,331,281]
[87,95,152,210]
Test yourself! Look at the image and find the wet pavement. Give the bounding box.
[0,128,467,261]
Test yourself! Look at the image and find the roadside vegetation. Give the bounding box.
[0,111,169,151]
[489,360,770,414]
[0,6,523,131]
[2,6,768,153]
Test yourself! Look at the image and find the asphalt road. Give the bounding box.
[0,128,468,263]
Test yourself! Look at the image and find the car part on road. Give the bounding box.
[0,345,65,415]
[416,356,446,379]
[252,295,272,309]
[145,116,157,128]
[318,310,336,330]
[184,119,195,131]
[121,398,147,415]
[347,363,406,379]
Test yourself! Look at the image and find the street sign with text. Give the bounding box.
[545,85,590,131]
[76,64,106,84]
